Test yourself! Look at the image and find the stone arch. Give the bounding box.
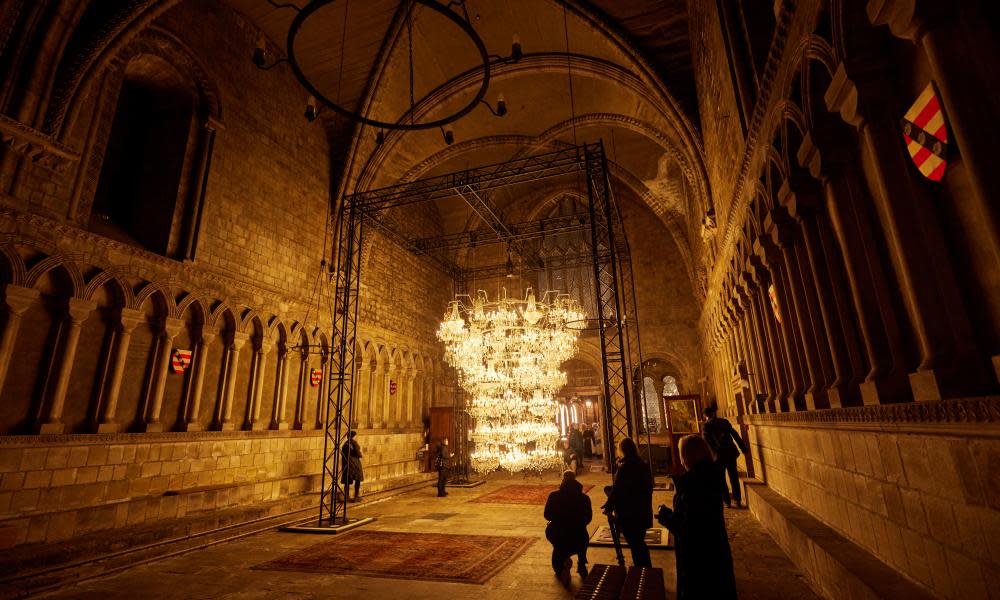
[25,256,85,297]
[50,17,221,137]
[83,270,133,308]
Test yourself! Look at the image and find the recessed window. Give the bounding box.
[91,54,198,257]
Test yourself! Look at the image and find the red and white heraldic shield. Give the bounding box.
[901,82,949,181]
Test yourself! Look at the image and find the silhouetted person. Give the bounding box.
[561,439,581,472]
[582,424,594,458]
[340,431,364,502]
[436,437,451,497]
[604,437,653,567]
[544,470,593,585]
[702,405,748,507]
[569,425,585,461]
[657,434,737,600]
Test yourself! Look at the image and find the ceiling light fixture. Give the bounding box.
[253,0,522,130]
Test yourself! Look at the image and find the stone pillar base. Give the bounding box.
[95,422,121,434]
[248,422,267,431]
[216,422,236,431]
[908,370,943,402]
[36,422,65,434]
[179,422,204,432]
[271,421,289,431]
[142,422,164,433]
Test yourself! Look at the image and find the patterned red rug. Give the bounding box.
[470,484,595,505]
[253,530,534,584]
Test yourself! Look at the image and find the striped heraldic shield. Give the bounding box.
[901,82,949,181]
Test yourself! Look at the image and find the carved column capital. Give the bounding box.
[66,298,96,324]
[778,175,823,223]
[764,207,797,249]
[4,285,39,315]
[230,331,249,350]
[161,317,185,339]
[116,308,144,333]
[867,0,955,41]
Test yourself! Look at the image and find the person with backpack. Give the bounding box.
[702,405,748,508]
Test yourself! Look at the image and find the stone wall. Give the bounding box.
[0,428,424,549]
[748,409,1000,599]
[0,0,449,554]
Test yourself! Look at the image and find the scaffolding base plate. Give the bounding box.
[281,517,376,534]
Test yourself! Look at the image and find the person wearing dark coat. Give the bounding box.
[582,425,595,458]
[340,431,364,501]
[603,437,653,567]
[435,438,451,497]
[569,426,585,462]
[657,434,737,600]
[702,405,749,507]
[561,439,582,472]
[544,470,593,585]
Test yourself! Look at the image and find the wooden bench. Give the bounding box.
[574,564,667,600]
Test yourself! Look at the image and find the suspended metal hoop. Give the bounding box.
[283,0,492,131]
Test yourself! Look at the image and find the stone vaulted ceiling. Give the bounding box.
[223,0,709,290]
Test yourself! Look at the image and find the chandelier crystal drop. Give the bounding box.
[437,288,585,473]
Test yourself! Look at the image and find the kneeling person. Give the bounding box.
[544,470,593,585]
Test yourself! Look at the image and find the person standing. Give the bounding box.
[603,437,653,567]
[702,405,748,508]
[582,424,594,459]
[569,424,585,462]
[656,434,737,599]
[544,470,593,585]
[340,431,364,502]
[435,437,451,497]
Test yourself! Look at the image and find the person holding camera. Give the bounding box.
[656,434,737,600]
[603,437,653,567]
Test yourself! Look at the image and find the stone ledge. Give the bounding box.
[746,482,937,600]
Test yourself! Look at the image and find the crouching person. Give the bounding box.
[544,470,593,586]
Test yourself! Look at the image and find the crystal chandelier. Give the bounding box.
[438,288,585,473]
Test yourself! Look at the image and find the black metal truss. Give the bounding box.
[317,143,647,518]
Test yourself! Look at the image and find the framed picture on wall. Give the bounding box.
[666,396,701,434]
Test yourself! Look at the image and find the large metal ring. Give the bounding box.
[286,0,491,131]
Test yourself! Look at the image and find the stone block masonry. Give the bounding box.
[0,428,425,549]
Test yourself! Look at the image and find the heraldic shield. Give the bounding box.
[901,82,949,181]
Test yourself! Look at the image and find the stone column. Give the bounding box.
[385,368,396,428]
[142,317,184,432]
[799,129,909,404]
[735,289,763,413]
[271,346,291,430]
[37,298,95,434]
[755,236,804,411]
[215,331,248,431]
[767,207,828,410]
[294,352,309,429]
[181,331,215,432]
[95,308,144,433]
[246,336,271,430]
[744,269,779,411]
[828,63,990,400]
[315,354,328,430]
[782,176,860,407]
[740,277,773,411]
[0,286,39,396]
[870,0,1000,384]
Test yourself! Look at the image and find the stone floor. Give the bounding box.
[33,469,820,599]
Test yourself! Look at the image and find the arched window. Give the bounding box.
[641,376,661,433]
[538,196,596,316]
[662,375,680,397]
[91,52,211,258]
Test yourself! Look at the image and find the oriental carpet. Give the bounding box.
[252,530,534,584]
[470,484,595,505]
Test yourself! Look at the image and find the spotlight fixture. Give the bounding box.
[305,95,320,121]
[375,130,385,145]
[442,128,455,145]
[481,93,507,117]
